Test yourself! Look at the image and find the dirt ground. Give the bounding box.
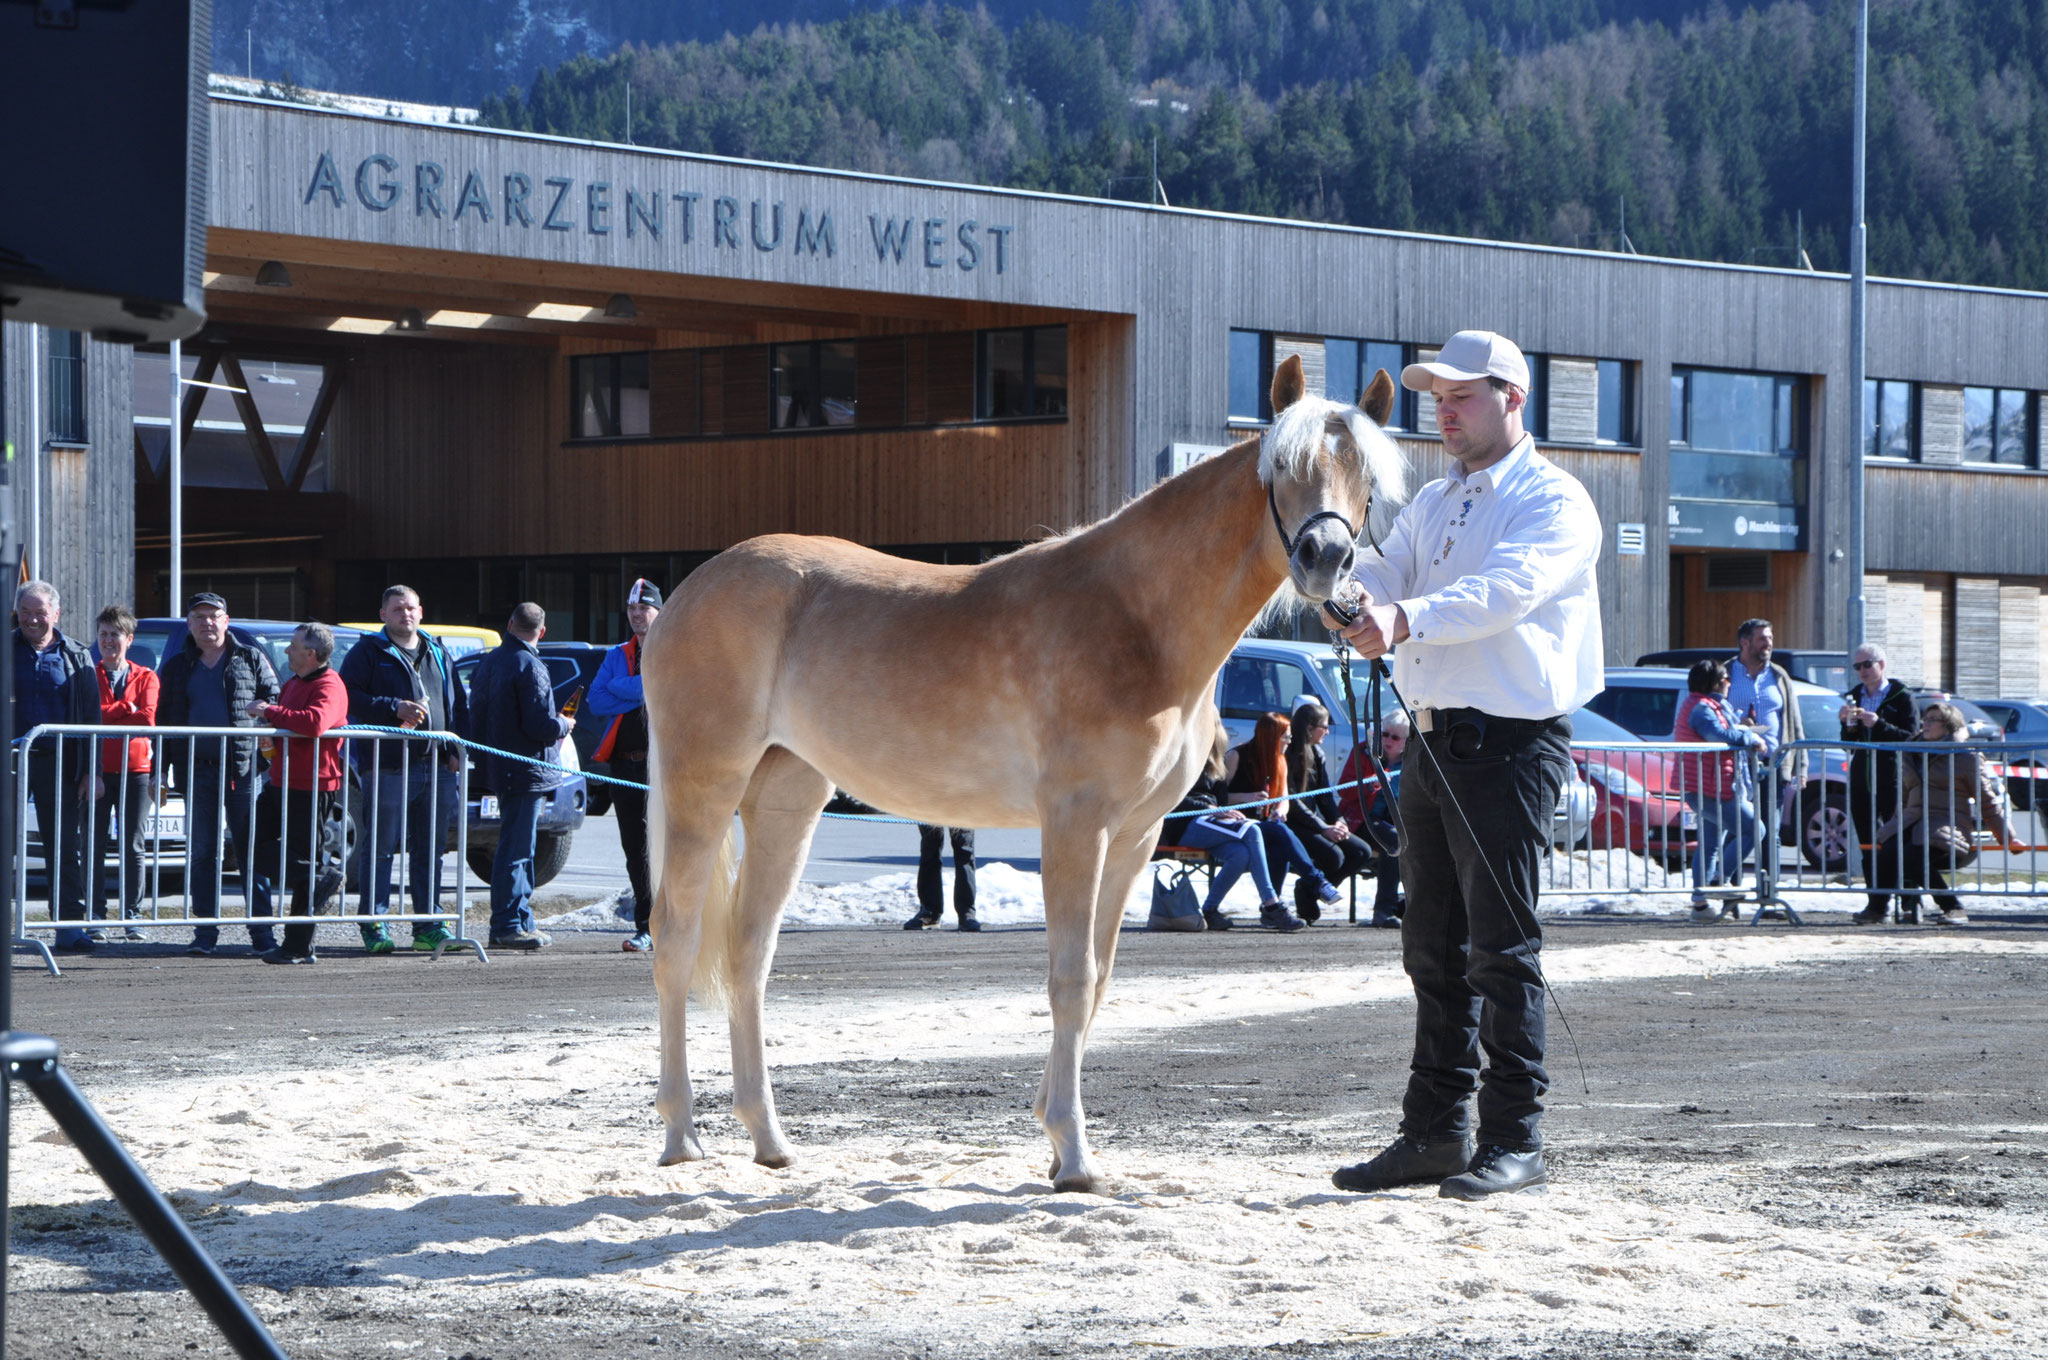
[6,908,2047,1360]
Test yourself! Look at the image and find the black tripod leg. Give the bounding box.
[3,1034,288,1360]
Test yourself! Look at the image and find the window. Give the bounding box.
[1216,654,1312,721]
[571,352,651,438]
[1321,336,1410,429]
[1523,354,1548,440]
[1227,329,1270,423]
[976,325,1068,419]
[1671,368,1803,454]
[772,340,857,429]
[46,329,85,444]
[1597,359,1634,445]
[1864,378,1917,461]
[1962,385,2032,466]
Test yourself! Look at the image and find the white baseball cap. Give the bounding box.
[1401,329,1531,394]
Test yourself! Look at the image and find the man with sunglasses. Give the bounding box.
[1840,644,1917,924]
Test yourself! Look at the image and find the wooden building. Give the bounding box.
[8,93,2048,692]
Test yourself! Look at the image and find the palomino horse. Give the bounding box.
[640,356,1406,1193]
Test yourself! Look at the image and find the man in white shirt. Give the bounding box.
[1324,330,1604,1200]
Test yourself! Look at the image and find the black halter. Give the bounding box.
[1267,482,1362,561]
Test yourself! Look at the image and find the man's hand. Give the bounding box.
[1211,808,1245,825]
[2008,832,2030,855]
[395,700,429,728]
[1322,594,1408,659]
[243,700,270,721]
[561,715,577,733]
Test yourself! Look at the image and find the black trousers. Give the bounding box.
[917,825,976,919]
[1397,714,1571,1152]
[1848,760,1899,914]
[26,750,88,933]
[1873,836,1973,916]
[91,770,155,919]
[257,786,339,956]
[611,758,652,932]
[1292,821,1373,900]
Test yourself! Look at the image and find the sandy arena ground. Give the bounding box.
[6,883,2048,1360]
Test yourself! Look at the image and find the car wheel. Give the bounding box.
[1799,786,1851,873]
[532,831,573,888]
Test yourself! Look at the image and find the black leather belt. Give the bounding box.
[1414,706,1562,737]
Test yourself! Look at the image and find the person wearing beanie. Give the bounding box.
[588,578,664,951]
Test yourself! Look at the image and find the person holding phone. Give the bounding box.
[1839,643,1917,924]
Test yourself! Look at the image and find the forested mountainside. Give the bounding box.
[231,0,2048,289]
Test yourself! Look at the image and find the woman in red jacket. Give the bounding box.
[92,606,160,939]
[245,622,350,963]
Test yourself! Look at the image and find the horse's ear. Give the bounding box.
[1270,353,1306,414]
[1361,368,1396,426]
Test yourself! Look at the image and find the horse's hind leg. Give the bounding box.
[729,746,833,1168]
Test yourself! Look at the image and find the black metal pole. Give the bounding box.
[3,326,19,1356]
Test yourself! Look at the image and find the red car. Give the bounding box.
[1570,707,1699,870]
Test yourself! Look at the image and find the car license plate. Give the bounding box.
[1679,807,1699,830]
[479,796,500,821]
[144,815,184,840]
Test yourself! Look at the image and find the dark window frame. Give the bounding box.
[1596,358,1637,447]
[46,329,86,445]
[975,325,1068,422]
[1227,329,1273,425]
[1864,377,1919,462]
[1672,365,1808,456]
[1319,335,1415,431]
[1961,383,2034,467]
[771,338,858,430]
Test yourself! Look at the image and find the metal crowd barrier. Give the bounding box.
[1758,736,2048,918]
[12,723,482,974]
[1543,740,1775,910]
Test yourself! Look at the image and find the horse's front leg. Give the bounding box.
[1035,810,1111,1193]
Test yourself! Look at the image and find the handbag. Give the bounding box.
[1148,863,1206,932]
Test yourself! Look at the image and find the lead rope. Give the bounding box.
[1326,596,1590,1096]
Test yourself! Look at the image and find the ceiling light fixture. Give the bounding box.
[604,293,637,319]
[327,317,394,335]
[427,309,493,329]
[255,260,293,287]
[395,308,429,331]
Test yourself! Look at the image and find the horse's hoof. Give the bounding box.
[754,1150,795,1169]
[1051,1171,1105,1195]
[658,1139,707,1167]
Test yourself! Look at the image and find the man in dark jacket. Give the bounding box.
[1284,700,1371,923]
[338,584,470,954]
[1841,642,1919,924]
[470,602,573,950]
[12,581,102,952]
[157,593,281,956]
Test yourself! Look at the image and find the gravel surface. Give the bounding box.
[7,910,2047,1359]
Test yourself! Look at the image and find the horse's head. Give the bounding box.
[1259,353,1409,603]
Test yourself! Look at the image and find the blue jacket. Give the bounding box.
[338,628,471,772]
[470,637,571,794]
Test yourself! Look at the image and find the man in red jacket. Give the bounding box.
[244,622,349,964]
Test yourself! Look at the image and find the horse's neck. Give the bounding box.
[1089,442,1287,691]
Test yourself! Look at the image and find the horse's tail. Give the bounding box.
[645,726,741,1004]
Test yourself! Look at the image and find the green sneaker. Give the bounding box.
[411,926,453,952]
[361,924,395,955]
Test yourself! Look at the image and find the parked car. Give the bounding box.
[538,641,615,815]
[1565,704,1696,869]
[1635,647,1851,694]
[1976,698,2048,809]
[450,652,587,887]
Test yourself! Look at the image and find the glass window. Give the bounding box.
[1324,338,1359,403]
[975,327,1065,420]
[1669,371,1688,445]
[1668,450,1804,504]
[1684,371,1784,453]
[980,329,1027,419]
[571,352,652,437]
[1864,378,1916,460]
[1030,328,1067,417]
[1997,388,2030,465]
[772,343,818,429]
[1216,656,1311,720]
[1966,386,2031,466]
[46,330,85,443]
[1596,358,1633,444]
[1228,329,1268,423]
[1524,354,1547,439]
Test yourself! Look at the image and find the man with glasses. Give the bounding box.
[10,581,101,953]
[1340,711,1411,928]
[1840,644,1917,925]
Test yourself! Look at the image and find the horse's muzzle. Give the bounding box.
[1290,524,1357,600]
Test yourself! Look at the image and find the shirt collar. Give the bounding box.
[1449,433,1535,494]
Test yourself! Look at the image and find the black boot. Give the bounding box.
[1332,1135,1475,1192]
[1438,1145,1548,1200]
[902,911,941,930]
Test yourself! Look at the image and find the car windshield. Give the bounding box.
[1568,706,1640,744]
